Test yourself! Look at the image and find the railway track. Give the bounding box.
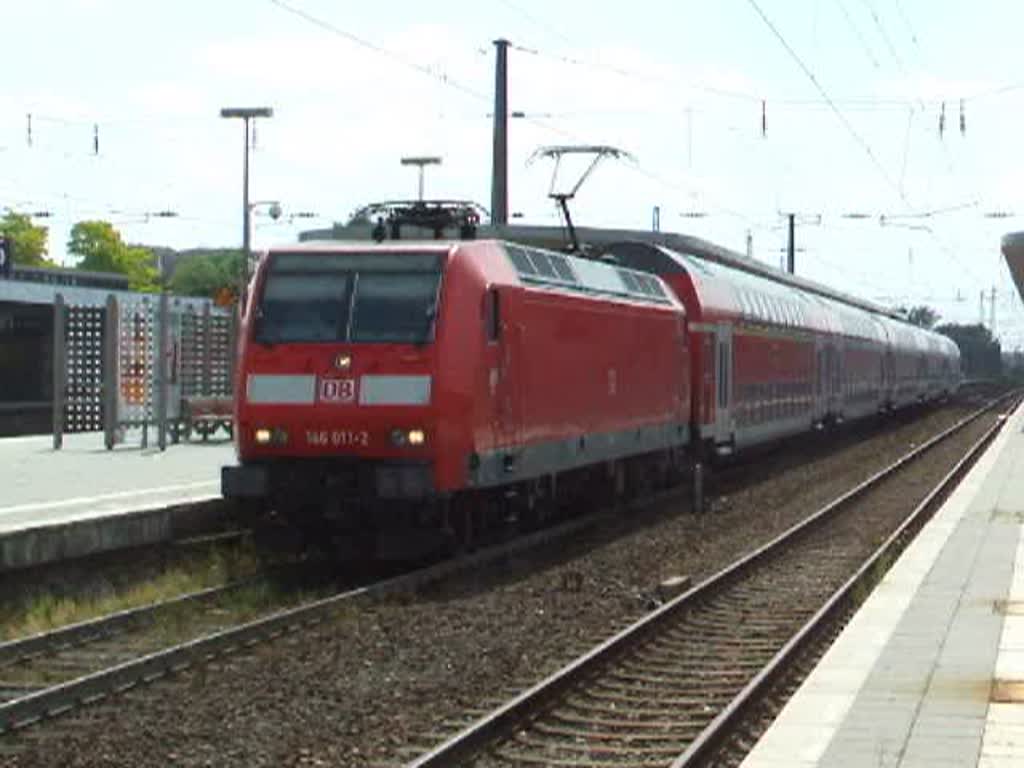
[0,526,252,618]
[0,393,1006,753]
[0,504,617,737]
[0,562,339,724]
[406,392,1018,768]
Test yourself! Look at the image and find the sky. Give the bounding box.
[3,0,1024,346]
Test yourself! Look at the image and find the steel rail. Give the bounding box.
[0,528,255,668]
[669,394,1018,767]
[407,391,1018,767]
[169,528,249,549]
[0,501,614,734]
[0,577,263,669]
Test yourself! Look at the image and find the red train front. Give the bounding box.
[223,239,692,556]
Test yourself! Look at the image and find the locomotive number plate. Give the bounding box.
[306,429,370,448]
[319,377,356,403]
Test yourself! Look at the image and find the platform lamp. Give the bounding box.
[220,107,273,305]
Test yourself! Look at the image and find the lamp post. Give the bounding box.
[248,200,283,257]
[220,107,273,303]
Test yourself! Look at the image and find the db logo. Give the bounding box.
[320,378,356,403]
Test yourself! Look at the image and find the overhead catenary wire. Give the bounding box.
[794,236,895,296]
[834,0,880,69]
[745,0,909,208]
[267,0,490,102]
[493,2,1013,113]
[510,32,1023,114]
[509,41,764,103]
[6,0,1015,332]
[266,0,585,148]
[893,0,921,48]
[859,0,907,74]
[898,105,915,194]
[264,0,999,280]
[744,0,988,288]
[964,81,1024,102]
[878,2,989,230]
[264,0,765,228]
[494,0,575,48]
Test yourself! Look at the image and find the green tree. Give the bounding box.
[0,212,51,267]
[67,220,159,291]
[120,245,161,292]
[169,249,242,302]
[905,305,939,330]
[936,323,1001,378]
[68,220,124,272]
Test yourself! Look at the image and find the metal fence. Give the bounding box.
[52,293,235,450]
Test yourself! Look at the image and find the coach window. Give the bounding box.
[485,288,500,342]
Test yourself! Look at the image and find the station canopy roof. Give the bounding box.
[1003,231,1024,302]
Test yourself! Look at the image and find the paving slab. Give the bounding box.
[742,401,1024,768]
[0,430,234,570]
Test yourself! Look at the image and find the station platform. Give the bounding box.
[742,400,1024,767]
[0,432,233,571]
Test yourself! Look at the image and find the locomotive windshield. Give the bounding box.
[254,251,442,345]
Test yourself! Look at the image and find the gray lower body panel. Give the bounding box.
[469,421,689,489]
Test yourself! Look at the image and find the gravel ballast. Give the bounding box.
[1,403,991,767]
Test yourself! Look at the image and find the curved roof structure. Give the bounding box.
[605,241,952,359]
[1002,231,1024,301]
[302,221,904,320]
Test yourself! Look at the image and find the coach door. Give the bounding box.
[492,287,522,450]
[879,350,887,400]
[815,342,841,421]
[828,344,842,415]
[814,339,827,423]
[713,324,733,446]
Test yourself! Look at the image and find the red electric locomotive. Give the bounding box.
[223,239,691,556]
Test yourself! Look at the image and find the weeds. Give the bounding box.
[0,544,263,641]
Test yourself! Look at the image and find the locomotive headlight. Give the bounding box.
[254,427,288,446]
[390,428,426,447]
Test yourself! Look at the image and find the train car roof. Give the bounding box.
[602,240,879,339]
[602,240,958,352]
[295,223,957,354]
[301,221,902,318]
[274,239,684,312]
[267,239,458,253]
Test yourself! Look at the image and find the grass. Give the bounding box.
[0,544,265,642]
[145,579,293,646]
